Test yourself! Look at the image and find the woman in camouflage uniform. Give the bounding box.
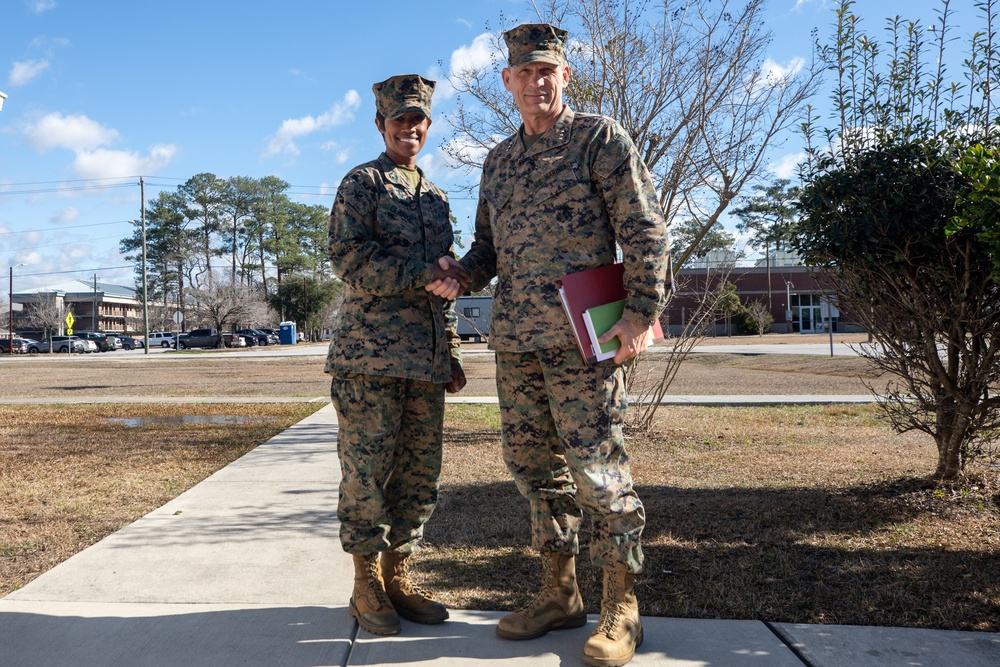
[325,74,468,636]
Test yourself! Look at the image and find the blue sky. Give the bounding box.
[0,0,955,291]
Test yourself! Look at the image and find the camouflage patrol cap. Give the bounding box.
[372,74,435,120]
[503,23,568,67]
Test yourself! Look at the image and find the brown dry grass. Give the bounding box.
[0,333,876,399]
[3,344,998,630]
[422,404,1000,631]
[0,402,322,596]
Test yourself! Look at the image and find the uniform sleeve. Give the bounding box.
[328,169,435,295]
[592,124,671,326]
[457,169,499,292]
[443,295,462,364]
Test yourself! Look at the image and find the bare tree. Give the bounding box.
[0,295,10,334]
[625,264,739,431]
[444,0,819,269]
[27,294,67,347]
[742,299,773,336]
[187,280,256,347]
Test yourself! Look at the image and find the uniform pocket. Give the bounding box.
[376,181,423,248]
[482,178,514,217]
[530,158,587,206]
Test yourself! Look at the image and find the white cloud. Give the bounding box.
[263,90,361,157]
[320,141,353,165]
[66,243,92,261]
[456,18,473,30]
[438,32,503,99]
[288,67,315,82]
[769,151,806,179]
[440,135,496,172]
[791,0,829,14]
[30,35,69,49]
[762,57,805,84]
[27,0,57,14]
[22,112,177,178]
[9,59,50,86]
[417,150,450,180]
[24,112,119,152]
[21,250,44,265]
[71,144,177,179]
[51,206,79,223]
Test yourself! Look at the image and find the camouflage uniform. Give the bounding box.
[459,103,669,574]
[326,75,460,556]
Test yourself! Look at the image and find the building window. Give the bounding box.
[464,307,481,318]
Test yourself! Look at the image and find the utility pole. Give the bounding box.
[93,274,98,331]
[141,177,149,355]
[8,264,25,348]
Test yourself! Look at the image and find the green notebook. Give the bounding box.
[582,299,627,361]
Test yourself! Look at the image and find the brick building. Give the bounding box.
[663,251,863,335]
[12,280,142,336]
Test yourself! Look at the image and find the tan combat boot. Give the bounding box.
[349,553,401,635]
[582,564,643,667]
[496,552,586,640]
[381,551,449,624]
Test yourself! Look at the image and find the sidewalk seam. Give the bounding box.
[342,620,360,667]
[765,621,816,666]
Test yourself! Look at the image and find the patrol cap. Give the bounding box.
[372,74,435,120]
[503,23,568,68]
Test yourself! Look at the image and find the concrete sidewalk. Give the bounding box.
[1,404,998,666]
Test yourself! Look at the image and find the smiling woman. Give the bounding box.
[323,72,468,636]
[376,111,431,168]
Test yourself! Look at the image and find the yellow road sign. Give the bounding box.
[65,312,75,328]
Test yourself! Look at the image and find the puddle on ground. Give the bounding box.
[107,415,267,427]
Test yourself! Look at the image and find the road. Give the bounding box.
[3,337,868,362]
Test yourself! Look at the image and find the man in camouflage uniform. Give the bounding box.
[428,23,670,667]
[326,74,469,636]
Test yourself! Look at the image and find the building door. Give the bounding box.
[800,305,822,333]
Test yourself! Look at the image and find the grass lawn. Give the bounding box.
[0,403,323,596]
[1,398,997,631]
[423,403,1000,631]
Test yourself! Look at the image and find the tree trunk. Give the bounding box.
[934,405,972,480]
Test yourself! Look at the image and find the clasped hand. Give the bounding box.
[426,257,469,300]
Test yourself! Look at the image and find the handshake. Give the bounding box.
[425,256,470,300]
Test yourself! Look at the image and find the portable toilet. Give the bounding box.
[279,321,297,345]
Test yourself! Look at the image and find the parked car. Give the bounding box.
[75,331,115,352]
[237,329,273,346]
[223,333,246,348]
[176,328,222,349]
[80,338,99,353]
[0,337,30,354]
[236,331,257,346]
[145,331,177,348]
[259,328,281,343]
[118,335,142,350]
[38,335,86,353]
[22,338,41,354]
[106,334,123,350]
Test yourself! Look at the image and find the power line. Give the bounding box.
[0,183,137,196]
[16,265,133,278]
[24,234,127,252]
[0,220,134,237]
